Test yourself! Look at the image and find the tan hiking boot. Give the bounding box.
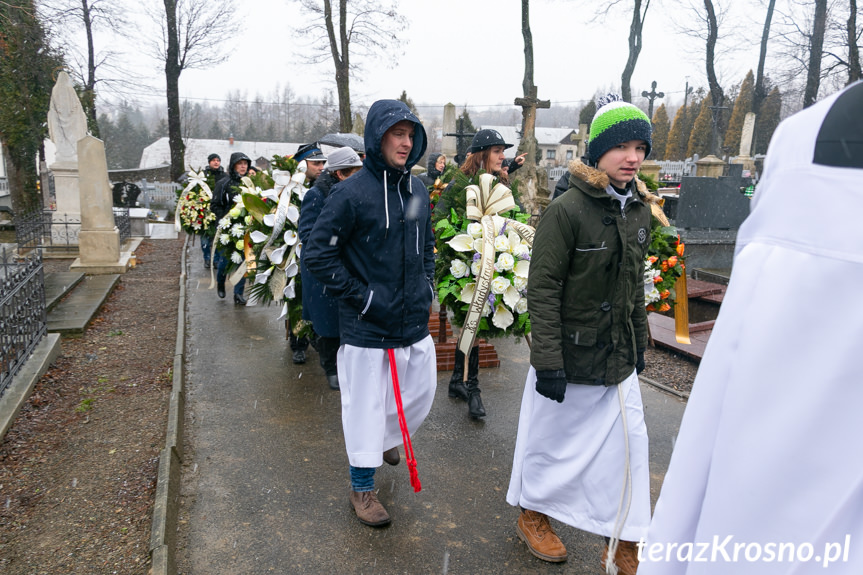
[349,490,391,527]
[516,509,567,562]
[602,540,640,575]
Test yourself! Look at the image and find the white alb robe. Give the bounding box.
[507,367,652,542]
[338,335,436,468]
[641,85,863,574]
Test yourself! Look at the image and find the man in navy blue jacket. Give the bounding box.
[305,100,437,527]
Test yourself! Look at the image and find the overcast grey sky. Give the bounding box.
[123,0,771,114]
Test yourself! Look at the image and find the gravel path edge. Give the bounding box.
[149,233,189,575]
[640,375,691,400]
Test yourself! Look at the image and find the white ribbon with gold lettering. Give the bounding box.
[455,174,534,355]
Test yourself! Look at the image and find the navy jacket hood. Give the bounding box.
[227,151,252,178]
[363,100,427,178]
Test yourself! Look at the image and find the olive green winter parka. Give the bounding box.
[528,160,656,386]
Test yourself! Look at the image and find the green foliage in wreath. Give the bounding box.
[433,170,532,340]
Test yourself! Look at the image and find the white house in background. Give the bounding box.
[139,137,303,172]
[481,126,580,168]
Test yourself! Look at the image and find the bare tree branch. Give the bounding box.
[293,0,408,132]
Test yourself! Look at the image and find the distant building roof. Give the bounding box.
[138,137,304,171]
[480,126,580,157]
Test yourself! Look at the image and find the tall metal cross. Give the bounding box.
[641,81,665,119]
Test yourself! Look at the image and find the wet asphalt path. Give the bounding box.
[176,249,688,574]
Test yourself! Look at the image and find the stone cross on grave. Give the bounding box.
[444,118,476,166]
[641,81,664,120]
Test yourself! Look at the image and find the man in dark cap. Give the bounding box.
[288,143,328,364]
[294,142,328,187]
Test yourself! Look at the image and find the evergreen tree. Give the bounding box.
[455,108,477,163]
[754,87,781,155]
[650,104,670,161]
[208,119,222,139]
[664,104,689,161]
[723,70,754,154]
[99,113,117,166]
[0,0,64,213]
[686,98,714,158]
[397,90,418,116]
[578,100,596,126]
[155,118,169,138]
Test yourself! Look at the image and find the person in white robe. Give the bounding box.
[640,81,863,575]
[508,95,663,574]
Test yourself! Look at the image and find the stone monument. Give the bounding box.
[70,136,132,274]
[47,71,88,226]
[732,112,757,173]
[441,103,457,159]
[695,155,725,178]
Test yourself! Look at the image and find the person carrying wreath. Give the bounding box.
[211,151,252,305]
[435,128,515,419]
[507,95,661,574]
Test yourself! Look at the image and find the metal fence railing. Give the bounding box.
[0,247,47,398]
[15,208,132,252]
[15,210,80,252]
[139,181,180,211]
[113,207,131,245]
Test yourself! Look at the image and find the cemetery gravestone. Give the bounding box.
[71,136,132,274]
[675,163,751,271]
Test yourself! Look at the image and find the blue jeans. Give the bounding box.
[214,250,246,296]
[349,466,375,492]
[200,234,212,264]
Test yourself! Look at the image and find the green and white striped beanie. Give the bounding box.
[587,94,652,165]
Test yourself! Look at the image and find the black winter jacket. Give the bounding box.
[418,153,443,187]
[304,100,435,349]
[211,152,251,221]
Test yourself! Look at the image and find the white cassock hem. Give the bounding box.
[338,336,436,468]
[507,367,651,541]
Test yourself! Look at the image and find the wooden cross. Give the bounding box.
[514,86,551,118]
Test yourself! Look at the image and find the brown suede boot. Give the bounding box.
[349,490,391,527]
[601,540,640,575]
[516,509,567,562]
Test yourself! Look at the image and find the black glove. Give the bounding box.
[636,349,646,375]
[535,369,567,403]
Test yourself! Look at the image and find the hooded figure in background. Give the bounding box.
[640,81,863,575]
[304,100,436,528]
[418,152,445,187]
[211,151,251,304]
